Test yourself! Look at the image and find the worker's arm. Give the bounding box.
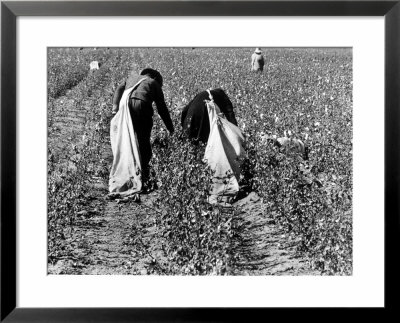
[112,81,126,113]
[152,81,174,134]
[221,93,238,126]
[181,93,200,127]
[225,111,238,126]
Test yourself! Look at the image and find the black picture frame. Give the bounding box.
[1,0,399,321]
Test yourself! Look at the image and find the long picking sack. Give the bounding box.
[108,78,146,196]
[203,90,245,204]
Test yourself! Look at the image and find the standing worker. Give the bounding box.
[109,68,174,196]
[251,47,264,72]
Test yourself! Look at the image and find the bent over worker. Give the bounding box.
[181,88,245,206]
[112,68,174,187]
[181,88,238,143]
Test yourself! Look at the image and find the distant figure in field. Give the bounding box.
[251,48,264,72]
[261,133,309,160]
[109,68,174,195]
[90,61,99,70]
[181,88,238,143]
[276,137,309,160]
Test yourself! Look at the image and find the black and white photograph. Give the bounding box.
[47,47,353,276]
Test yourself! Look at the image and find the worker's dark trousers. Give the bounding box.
[128,98,153,184]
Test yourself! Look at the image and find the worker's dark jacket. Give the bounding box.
[112,73,174,133]
[181,89,238,143]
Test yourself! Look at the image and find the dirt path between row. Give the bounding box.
[232,193,316,275]
[48,88,319,276]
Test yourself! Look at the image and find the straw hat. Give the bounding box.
[254,48,262,54]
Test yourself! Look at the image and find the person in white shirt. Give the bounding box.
[251,47,265,72]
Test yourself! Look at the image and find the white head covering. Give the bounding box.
[255,48,262,54]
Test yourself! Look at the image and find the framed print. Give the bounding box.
[1,0,399,321]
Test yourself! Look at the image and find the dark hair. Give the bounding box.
[140,68,163,87]
[212,88,226,96]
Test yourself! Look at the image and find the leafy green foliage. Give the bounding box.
[48,47,115,99]
[48,47,352,275]
[150,136,236,274]
[48,48,134,263]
